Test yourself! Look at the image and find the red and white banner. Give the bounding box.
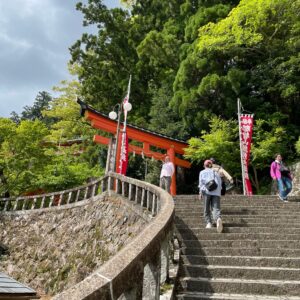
[119,130,128,175]
[118,76,131,175]
[240,114,254,196]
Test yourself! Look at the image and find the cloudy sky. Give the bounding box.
[0,0,120,117]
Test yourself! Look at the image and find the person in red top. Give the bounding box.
[270,153,293,202]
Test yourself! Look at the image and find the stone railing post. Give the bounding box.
[142,255,161,300]
[160,232,171,284]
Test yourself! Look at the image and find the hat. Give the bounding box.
[210,157,216,163]
[204,159,213,167]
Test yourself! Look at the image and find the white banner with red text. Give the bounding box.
[119,130,128,175]
[240,114,254,196]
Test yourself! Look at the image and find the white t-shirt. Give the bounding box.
[160,162,175,178]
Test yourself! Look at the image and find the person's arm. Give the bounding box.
[198,172,202,199]
[215,172,222,188]
[270,162,276,180]
[199,171,209,193]
[221,168,233,183]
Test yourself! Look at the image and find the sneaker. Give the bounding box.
[283,199,289,202]
[206,222,212,229]
[278,195,288,202]
[217,218,223,233]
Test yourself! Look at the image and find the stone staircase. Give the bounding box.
[174,194,300,300]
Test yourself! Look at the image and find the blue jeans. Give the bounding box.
[204,194,221,224]
[277,177,292,199]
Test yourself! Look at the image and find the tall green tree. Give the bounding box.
[70,1,140,118]
[71,0,239,131]
[41,78,104,191]
[172,0,300,133]
[10,91,54,126]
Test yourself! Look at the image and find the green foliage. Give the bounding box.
[184,116,239,176]
[173,0,300,132]
[148,84,188,139]
[4,0,300,195]
[0,119,50,196]
[296,137,300,155]
[69,0,300,193]
[1,78,104,197]
[251,114,291,169]
[41,78,104,191]
[35,147,103,191]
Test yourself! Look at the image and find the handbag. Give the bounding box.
[205,172,218,191]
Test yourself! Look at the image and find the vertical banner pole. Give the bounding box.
[238,98,246,195]
[119,75,132,175]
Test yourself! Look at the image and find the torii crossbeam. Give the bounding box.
[78,100,191,195]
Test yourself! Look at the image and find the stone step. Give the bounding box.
[180,239,300,249]
[181,255,300,268]
[175,194,300,299]
[175,201,298,205]
[174,195,300,201]
[175,200,300,206]
[178,277,300,296]
[181,246,300,257]
[174,200,288,205]
[176,208,300,215]
[175,198,300,202]
[180,264,300,280]
[176,226,300,234]
[176,232,300,241]
[176,222,300,229]
[176,291,300,300]
[175,216,300,224]
[175,206,300,213]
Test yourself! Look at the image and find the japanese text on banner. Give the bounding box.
[240,115,254,196]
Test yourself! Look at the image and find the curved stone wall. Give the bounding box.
[0,194,148,298]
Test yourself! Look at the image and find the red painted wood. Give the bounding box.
[84,110,192,195]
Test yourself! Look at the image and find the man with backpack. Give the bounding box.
[199,159,223,233]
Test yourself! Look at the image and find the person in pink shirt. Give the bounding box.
[270,153,292,202]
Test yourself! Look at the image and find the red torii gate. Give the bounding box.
[78,100,191,195]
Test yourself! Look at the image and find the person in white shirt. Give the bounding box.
[160,155,175,193]
[199,159,223,233]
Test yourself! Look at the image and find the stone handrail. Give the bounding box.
[0,172,175,299]
[0,177,105,212]
[52,172,174,300]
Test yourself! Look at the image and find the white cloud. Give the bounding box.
[0,0,120,118]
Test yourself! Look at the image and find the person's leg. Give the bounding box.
[204,194,212,226]
[165,176,172,193]
[160,177,164,189]
[277,178,286,200]
[211,195,223,233]
[211,196,221,221]
[160,177,167,191]
[282,177,292,197]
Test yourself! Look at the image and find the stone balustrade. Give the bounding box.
[0,178,103,212]
[0,172,175,300]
